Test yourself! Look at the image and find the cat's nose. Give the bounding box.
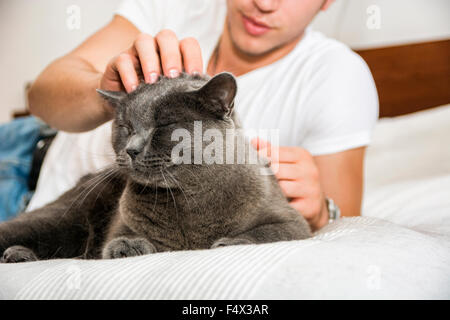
[125,135,145,160]
[126,147,140,160]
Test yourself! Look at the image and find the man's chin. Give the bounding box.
[229,31,283,57]
[232,39,271,57]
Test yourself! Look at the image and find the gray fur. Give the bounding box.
[0,72,311,263]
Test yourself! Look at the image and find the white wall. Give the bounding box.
[0,0,121,124]
[312,0,450,49]
[0,0,449,124]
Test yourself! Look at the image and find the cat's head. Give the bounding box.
[97,72,238,186]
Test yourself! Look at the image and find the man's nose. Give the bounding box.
[254,0,280,13]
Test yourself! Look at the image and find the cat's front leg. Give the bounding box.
[0,245,38,263]
[102,237,157,259]
[211,237,254,249]
[212,218,311,250]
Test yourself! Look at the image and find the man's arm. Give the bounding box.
[28,15,204,132]
[28,15,139,132]
[253,138,365,231]
[314,147,365,217]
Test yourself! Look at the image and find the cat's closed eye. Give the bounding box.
[156,122,176,128]
[117,124,132,135]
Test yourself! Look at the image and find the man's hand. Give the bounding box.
[252,138,329,231]
[100,30,203,114]
[28,15,205,133]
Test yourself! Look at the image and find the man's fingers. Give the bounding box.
[103,31,203,93]
[180,37,203,74]
[278,180,308,198]
[251,138,277,163]
[102,59,125,92]
[252,138,306,164]
[155,29,182,78]
[134,33,161,84]
[113,52,140,93]
[260,145,312,164]
[273,163,302,180]
[288,198,317,221]
[278,146,311,163]
[251,137,271,151]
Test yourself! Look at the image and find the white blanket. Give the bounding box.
[1,105,450,299]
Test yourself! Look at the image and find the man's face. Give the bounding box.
[226,0,332,56]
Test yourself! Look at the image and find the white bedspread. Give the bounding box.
[1,105,450,299]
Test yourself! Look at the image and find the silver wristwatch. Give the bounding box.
[325,197,340,223]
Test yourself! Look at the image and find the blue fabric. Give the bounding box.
[0,116,45,221]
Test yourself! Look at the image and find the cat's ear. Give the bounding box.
[197,72,237,117]
[96,89,126,108]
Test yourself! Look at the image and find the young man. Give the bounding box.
[27,0,378,230]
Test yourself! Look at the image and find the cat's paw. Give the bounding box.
[211,237,254,249]
[0,245,38,263]
[102,237,157,259]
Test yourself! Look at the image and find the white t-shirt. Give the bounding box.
[27,0,378,211]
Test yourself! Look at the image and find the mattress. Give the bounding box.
[1,104,450,299]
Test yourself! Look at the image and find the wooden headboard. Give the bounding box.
[355,39,450,118]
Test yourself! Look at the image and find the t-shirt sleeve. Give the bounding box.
[114,0,166,34]
[299,47,379,156]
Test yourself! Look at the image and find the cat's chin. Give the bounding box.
[127,170,175,189]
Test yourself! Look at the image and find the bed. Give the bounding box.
[1,40,449,300]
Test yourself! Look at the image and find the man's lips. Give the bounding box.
[242,14,272,36]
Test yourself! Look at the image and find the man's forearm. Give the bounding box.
[28,56,112,132]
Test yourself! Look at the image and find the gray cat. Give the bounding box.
[0,72,311,263]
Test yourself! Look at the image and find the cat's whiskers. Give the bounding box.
[160,169,176,212]
[164,169,199,210]
[78,168,119,206]
[160,168,188,248]
[58,167,118,221]
[92,169,120,205]
[152,182,159,213]
[71,167,118,211]
[137,163,155,196]
[49,246,63,260]
[178,165,206,193]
